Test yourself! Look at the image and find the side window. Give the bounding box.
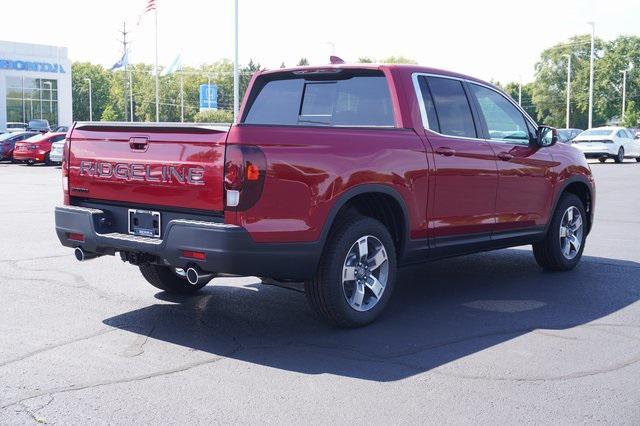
[52,135,66,142]
[417,76,440,133]
[469,84,530,144]
[426,77,477,138]
[616,130,625,138]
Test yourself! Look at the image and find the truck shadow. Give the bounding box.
[103,248,640,382]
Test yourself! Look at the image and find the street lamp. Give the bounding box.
[84,78,92,121]
[621,63,634,121]
[587,21,595,129]
[565,54,572,128]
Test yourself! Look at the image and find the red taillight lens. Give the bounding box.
[182,250,206,260]
[224,145,266,210]
[67,232,84,242]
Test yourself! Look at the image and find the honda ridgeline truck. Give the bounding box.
[55,64,595,327]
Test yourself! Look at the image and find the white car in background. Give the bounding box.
[49,139,64,164]
[572,127,640,163]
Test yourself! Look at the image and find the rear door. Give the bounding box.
[467,82,555,233]
[68,124,228,212]
[414,75,499,249]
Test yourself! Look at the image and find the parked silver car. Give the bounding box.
[49,139,65,164]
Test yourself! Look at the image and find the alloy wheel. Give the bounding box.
[341,235,389,312]
[559,206,584,260]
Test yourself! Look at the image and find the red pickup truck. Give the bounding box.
[55,64,595,327]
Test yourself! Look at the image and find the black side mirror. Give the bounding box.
[536,126,557,147]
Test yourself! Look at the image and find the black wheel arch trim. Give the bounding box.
[318,184,412,258]
[548,175,595,234]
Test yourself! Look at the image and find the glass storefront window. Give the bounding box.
[5,76,58,127]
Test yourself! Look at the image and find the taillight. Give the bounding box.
[223,144,266,210]
[62,138,70,205]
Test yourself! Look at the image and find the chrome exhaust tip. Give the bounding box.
[185,266,215,286]
[74,247,101,261]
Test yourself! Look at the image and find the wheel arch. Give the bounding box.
[552,176,594,234]
[319,185,411,260]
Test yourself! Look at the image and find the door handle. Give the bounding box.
[129,137,149,152]
[435,147,456,157]
[497,152,514,161]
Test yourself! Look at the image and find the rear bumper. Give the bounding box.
[13,151,44,162]
[54,205,321,281]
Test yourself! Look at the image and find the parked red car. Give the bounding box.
[13,132,66,165]
[55,64,595,327]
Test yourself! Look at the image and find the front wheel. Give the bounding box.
[305,215,397,328]
[533,193,587,271]
[139,264,207,294]
[615,147,624,163]
[636,157,640,163]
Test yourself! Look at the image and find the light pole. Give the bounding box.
[620,63,633,121]
[233,0,239,122]
[84,78,93,121]
[565,54,572,128]
[587,21,595,128]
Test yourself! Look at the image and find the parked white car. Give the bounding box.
[49,139,64,164]
[572,127,640,163]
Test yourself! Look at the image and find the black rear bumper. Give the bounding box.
[55,205,321,281]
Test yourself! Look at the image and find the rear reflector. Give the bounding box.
[182,250,206,260]
[67,232,85,242]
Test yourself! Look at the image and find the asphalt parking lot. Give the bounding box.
[1,160,639,424]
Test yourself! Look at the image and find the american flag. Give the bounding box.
[143,0,156,13]
[137,0,157,25]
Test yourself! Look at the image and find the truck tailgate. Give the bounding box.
[68,124,228,212]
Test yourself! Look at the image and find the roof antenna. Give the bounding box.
[330,56,345,64]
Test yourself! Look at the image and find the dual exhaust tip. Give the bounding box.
[75,247,213,286]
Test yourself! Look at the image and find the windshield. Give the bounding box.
[557,130,572,141]
[578,129,614,137]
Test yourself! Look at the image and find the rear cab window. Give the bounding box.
[242,69,395,127]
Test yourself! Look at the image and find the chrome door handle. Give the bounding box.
[497,152,514,161]
[435,147,456,157]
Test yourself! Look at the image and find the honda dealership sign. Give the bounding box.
[0,59,66,73]
[199,84,218,111]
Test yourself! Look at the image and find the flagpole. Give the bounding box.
[154,5,159,122]
[233,0,239,122]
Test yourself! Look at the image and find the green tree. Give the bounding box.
[499,81,537,122]
[358,57,374,63]
[193,109,234,123]
[622,100,640,127]
[297,57,309,66]
[380,56,416,64]
[71,62,111,121]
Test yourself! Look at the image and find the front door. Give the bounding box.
[467,82,556,235]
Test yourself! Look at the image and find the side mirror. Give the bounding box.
[536,126,557,147]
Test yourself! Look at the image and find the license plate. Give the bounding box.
[128,209,161,238]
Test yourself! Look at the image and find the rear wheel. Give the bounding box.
[305,215,397,328]
[615,147,624,163]
[533,193,586,271]
[139,264,207,294]
[636,157,640,162]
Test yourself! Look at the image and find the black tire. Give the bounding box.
[305,215,397,328]
[636,157,640,162]
[614,147,624,163]
[139,264,207,294]
[44,153,52,166]
[533,193,587,271]
[598,158,607,163]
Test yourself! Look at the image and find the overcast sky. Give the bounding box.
[1,0,638,83]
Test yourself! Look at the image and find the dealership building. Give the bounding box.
[0,41,72,130]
